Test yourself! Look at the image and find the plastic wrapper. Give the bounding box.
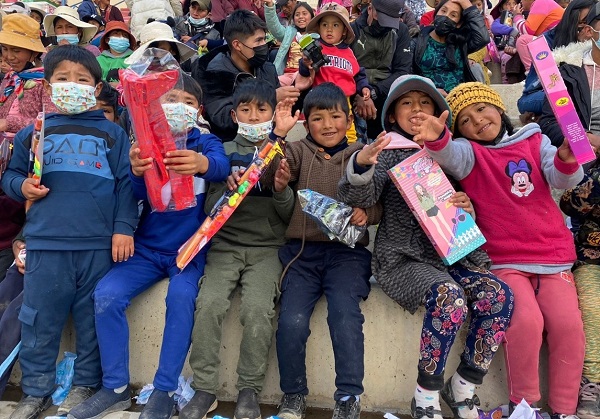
[297,189,366,248]
[174,375,195,411]
[508,400,544,419]
[52,352,77,405]
[119,48,196,212]
[135,383,154,404]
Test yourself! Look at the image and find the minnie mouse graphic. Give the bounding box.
[505,159,534,197]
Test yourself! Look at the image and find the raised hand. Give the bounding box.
[273,98,300,137]
[274,159,291,192]
[557,139,578,165]
[412,110,449,145]
[355,132,392,166]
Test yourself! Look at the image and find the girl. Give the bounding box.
[414,82,585,419]
[338,75,514,419]
[97,20,136,84]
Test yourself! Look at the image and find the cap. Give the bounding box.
[371,0,404,29]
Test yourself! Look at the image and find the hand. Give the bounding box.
[408,26,420,37]
[452,0,473,11]
[587,132,600,154]
[265,0,274,5]
[412,110,450,145]
[12,240,25,274]
[273,98,300,137]
[274,159,290,192]
[21,178,49,201]
[254,0,264,8]
[557,139,578,164]
[198,39,209,48]
[301,54,314,70]
[449,191,475,219]
[354,95,377,120]
[181,35,192,43]
[504,46,517,55]
[112,233,134,263]
[350,207,368,226]
[227,169,244,190]
[355,132,392,166]
[362,87,371,102]
[276,86,301,103]
[130,142,153,177]
[511,3,523,15]
[164,149,209,175]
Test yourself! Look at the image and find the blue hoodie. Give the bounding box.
[130,127,229,255]
[2,110,139,251]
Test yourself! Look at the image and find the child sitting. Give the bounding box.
[94,82,119,123]
[2,45,138,419]
[68,74,229,419]
[173,0,222,48]
[338,75,514,419]
[416,82,585,419]
[180,79,296,419]
[97,20,136,84]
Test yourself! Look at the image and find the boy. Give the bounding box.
[191,9,300,141]
[173,0,221,47]
[180,79,296,419]
[95,82,119,123]
[96,20,136,83]
[68,74,229,419]
[275,83,380,419]
[2,45,138,419]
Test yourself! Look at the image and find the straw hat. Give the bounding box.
[0,13,45,53]
[307,2,355,44]
[100,20,136,51]
[44,6,98,44]
[124,21,196,65]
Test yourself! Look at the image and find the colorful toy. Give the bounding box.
[176,139,285,270]
[25,111,45,211]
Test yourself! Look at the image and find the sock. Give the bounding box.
[414,385,442,419]
[114,385,127,394]
[451,372,478,419]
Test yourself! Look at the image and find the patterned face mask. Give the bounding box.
[236,118,272,143]
[162,102,199,132]
[50,82,97,114]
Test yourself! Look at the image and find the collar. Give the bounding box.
[320,40,350,49]
[306,134,348,155]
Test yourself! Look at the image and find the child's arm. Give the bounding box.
[540,135,584,190]
[353,67,371,98]
[273,159,295,223]
[491,18,515,36]
[264,0,288,42]
[129,141,152,201]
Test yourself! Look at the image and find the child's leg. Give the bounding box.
[322,243,371,400]
[515,34,534,72]
[492,268,544,406]
[236,247,281,393]
[277,241,325,396]
[536,271,585,415]
[574,264,600,383]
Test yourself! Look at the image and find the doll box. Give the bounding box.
[527,36,595,165]
[388,150,486,265]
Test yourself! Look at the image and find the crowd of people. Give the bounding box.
[0,0,599,419]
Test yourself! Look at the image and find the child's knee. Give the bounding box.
[93,287,128,316]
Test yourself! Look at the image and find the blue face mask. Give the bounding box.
[56,33,80,45]
[189,15,208,25]
[108,36,130,53]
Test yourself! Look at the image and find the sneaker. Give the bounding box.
[332,396,360,419]
[551,415,580,419]
[277,394,307,419]
[179,389,218,419]
[578,378,600,419]
[234,388,261,419]
[140,389,176,419]
[58,386,96,416]
[440,378,480,419]
[9,395,52,419]
[411,397,442,419]
[67,386,131,419]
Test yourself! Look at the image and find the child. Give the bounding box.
[179,79,295,419]
[414,82,585,419]
[274,83,380,419]
[95,82,119,123]
[490,0,518,84]
[1,45,138,419]
[96,20,136,84]
[67,74,229,419]
[173,0,222,48]
[338,75,513,419]
[299,2,371,143]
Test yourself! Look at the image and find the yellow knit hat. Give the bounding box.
[446,82,506,133]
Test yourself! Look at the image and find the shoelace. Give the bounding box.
[283,394,303,411]
[580,382,600,402]
[334,398,356,418]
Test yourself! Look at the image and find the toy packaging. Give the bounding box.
[25,111,45,211]
[388,150,486,265]
[527,36,595,165]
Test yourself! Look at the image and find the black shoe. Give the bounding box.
[440,378,480,419]
[58,386,96,416]
[9,395,53,419]
[179,389,217,419]
[551,414,581,419]
[277,393,307,419]
[234,388,261,419]
[67,386,131,419]
[332,396,361,419]
[411,398,442,419]
[140,389,176,419]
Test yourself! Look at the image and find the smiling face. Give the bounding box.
[456,102,503,142]
[304,105,352,147]
[511,171,531,192]
[318,14,347,44]
[0,45,35,73]
[388,91,437,142]
[293,6,312,30]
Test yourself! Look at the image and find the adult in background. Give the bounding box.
[44,6,101,56]
[276,0,298,25]
[125,0,184,39]
[78,0,98,20]
[96,0,125,23]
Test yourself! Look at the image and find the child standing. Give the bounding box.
[338,75,513,419]
[275,83,381,419]
[415,82,585,419]
[180,79,296,419]
[2,45,138,419]
[68,74,229,419]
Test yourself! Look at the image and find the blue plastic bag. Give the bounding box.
[52,352,77,405]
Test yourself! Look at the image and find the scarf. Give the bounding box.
[0,65,44,106]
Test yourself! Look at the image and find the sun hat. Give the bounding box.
[371,0,404,29]
[381,74,451,132]
[306,2,355,44]
[124,21,196,65]
[3,2,30,15]
[44,6,98,44]
[100,20,136,51]
[0,13,45,53]
[445,82,505,133]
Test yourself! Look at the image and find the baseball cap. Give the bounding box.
[371,0,404,29]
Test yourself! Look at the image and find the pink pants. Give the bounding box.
[492,268,585,414]
[516,34,535,72]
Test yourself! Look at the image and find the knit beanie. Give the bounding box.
[446,82,505,133]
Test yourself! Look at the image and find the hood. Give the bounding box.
[553,40,592,67]
[384,131,421,150]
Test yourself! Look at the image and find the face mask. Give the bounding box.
[189,15,208,25]
[368,19,391,37]
[50,82,97,114]
[56,34,80,45]
[591,27,600,49]
[236,118,272,143]
[108,36,130,53]
[242,42,269,68]
[162,102,199,132]
[433,15,457,36]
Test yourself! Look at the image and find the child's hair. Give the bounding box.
[232,78,276,111]
[97,81,118,112]
[44,45,102,84]
[303,82,349,119]
[223,10,267,47]
[181,73,204,105]
[293,2,315,18]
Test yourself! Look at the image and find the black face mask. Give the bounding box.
[433,15,457,36]
[368,19,392,37]
[245,43,269,68]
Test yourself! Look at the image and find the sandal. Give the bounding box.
[440,378,481,419]
[411,397,443,419]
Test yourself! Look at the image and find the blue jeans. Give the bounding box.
[276,240,372,400]
[0,264,23,399]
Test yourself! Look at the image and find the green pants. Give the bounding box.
[189,242,281,394]
[575,264,600,382]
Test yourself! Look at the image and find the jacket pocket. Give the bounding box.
[18,304,38,348]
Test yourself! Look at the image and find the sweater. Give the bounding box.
[425,124,582,270]
[130,128,228,255]
[285,137,381,245]
[513,0,563,36]
[1,110,139,251]
[204,133,294,247]
[97,50,133,81]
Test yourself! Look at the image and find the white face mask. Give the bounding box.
[236,119,272,143]
[162,102,199,132]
